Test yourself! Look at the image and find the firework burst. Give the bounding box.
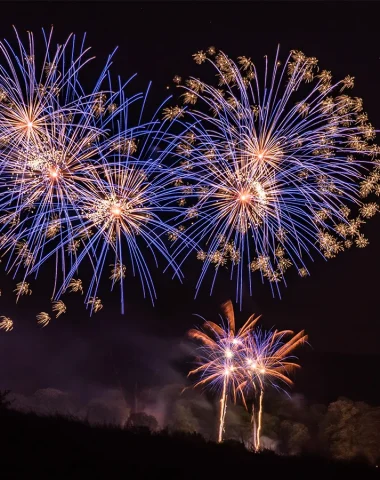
[52,300,66,318]
[239,328,308,450]
[0,27,120,291]
[30,85,185,314]
[0,316,13,332]
[188,300,260,442]
[171,47,379,305]
[0,29,186,315]
[36,312,51,327]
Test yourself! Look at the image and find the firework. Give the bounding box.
[0,27,119,292]
[52,300,66,318]
[33,85,185,315]
[87,297,103,313]
[13,281,32,298]
[67,278,83,294]
[171,47,379,305]
[240,329,308,450]
[0,316,13,332]
[36,312,51,327]
[188,300,260,442]
[0,29,187,316]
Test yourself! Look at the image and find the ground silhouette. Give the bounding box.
[0,407,378,479]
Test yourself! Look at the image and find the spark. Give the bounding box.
[0,316,13,332]
[87,297,103,313]
[162,106,184,121]
[36,312,51,327]
[52,300,66,318]
[68,278,83,294]
[110,263,126,282]
[193,51,207,64]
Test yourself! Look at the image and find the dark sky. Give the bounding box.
[0,1,379,404]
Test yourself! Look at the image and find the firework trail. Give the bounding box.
[187,300,260,442]
[170,47,380,306]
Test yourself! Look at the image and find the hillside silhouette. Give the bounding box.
[0,407,378,479]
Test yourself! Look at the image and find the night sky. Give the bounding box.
[0,1,379,405]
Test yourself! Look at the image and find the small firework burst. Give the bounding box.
[0,316,13,332]
[36,312,51,327]
[52,300,66,318]
[14,281,32,297]
[87,297,103,313]
[68,279,83,294]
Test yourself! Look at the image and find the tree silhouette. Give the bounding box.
[125,412,158,432]
[0,390,12,410]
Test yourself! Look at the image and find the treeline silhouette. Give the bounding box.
[0,391,378,479]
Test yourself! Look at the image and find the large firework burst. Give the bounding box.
[30,85,184,313]
[0,28,186,314]
[0,27,119,285]
[170,47,380,305]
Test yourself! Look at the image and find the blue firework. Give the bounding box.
[170,47,380,305]
[28,83,185,313]
[0,28,123,295]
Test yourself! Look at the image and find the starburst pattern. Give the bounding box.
[0,29,186,315]
[170,47,379,304]
[0,27,119,293]
[30,84,186,314]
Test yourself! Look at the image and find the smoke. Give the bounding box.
[11,387,130,426]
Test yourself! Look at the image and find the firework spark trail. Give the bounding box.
[52,300,66,318]
[187,300,260,442]
[170,47,380,306]
[218,375,228,443]
[256,384,264,451]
